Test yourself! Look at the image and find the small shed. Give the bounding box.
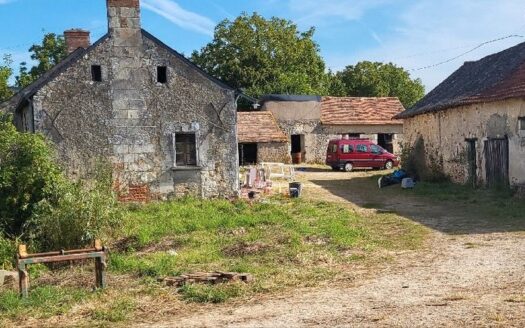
[237,111,289,165]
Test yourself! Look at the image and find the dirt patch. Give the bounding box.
[222,241,271,257]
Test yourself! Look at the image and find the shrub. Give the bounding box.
[0,114,64,237]
[29,168,123,251]
[0,115,122,251]
[0,236,16,270]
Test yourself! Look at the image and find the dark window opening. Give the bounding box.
[239,143,258,166]
[91,65,102,82]
[175,133,197,166]
[157,66,168,83]
[466,139,477,187]
[377,133,394,153]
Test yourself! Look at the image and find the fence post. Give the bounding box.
[18,245,29,298]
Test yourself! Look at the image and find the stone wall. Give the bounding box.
[28,30,239,199]
[257,142,291,163]
[403,99,525,186]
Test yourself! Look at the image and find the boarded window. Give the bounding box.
[357,144,368,153]
[157,66,167,83]
[91,65,102,82]
[342,144,353,154]
[175,133,197,166]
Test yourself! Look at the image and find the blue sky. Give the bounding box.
[1,0,525,92]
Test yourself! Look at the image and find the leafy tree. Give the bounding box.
[331,61,425,108]
[191,13,328,97]
[16,33,67,88]
[0,55,13,102]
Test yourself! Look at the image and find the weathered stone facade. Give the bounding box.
[403,99,525,186]
[257,143,291,163]
[5,0,239,199]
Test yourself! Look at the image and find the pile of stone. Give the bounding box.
[159,272,253,287]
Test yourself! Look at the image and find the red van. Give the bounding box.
[325,138,400,172]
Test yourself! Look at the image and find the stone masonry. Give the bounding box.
[4,0,239,200]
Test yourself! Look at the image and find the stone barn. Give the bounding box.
[260,95,404,163]
[0,0,240,200]
[237,111,289,165]
[395,41,525,187]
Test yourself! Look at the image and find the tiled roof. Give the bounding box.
[321,97,404,125]
[396,41,525,119]
[237,111,287,143]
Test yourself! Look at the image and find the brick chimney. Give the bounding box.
[107,0,141,35]
[64,29,91,53]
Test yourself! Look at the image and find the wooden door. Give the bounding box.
[484,138,509,187]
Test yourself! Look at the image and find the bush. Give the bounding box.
[29,166,123,251]
[0,115,122,251]
[0,236,16,270]
[0,115,63,237]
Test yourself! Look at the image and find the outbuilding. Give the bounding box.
[395,42,525,187]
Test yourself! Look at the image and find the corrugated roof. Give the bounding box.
[321,96,404,125]
[237,111,287,143]
[396,41,525,119]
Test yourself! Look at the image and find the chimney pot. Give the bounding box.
[64,29,91,54]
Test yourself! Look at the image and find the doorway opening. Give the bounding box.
[484,137,509,188]
[466,139,477,187]
[239,143,257,166]
[378,134,394,153]
[291,134,304,164]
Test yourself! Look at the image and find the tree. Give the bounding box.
[0,55,13,102]
[331,61,425,108]
[16,33,67,88]
[191,13,328,97]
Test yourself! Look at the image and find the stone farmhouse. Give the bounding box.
[237,95,404,164]
[0,0,241,200]
[395,42,525,188]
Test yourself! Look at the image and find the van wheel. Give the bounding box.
[384,160,393,170]
[344,162,353,172]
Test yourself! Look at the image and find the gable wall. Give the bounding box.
[403,98,525,186]
[32,33,239,199]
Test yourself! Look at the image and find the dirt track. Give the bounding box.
[145,170,525,327]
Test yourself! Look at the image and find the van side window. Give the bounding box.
[370,144,381,154]
[331,144,338,153]
[342,144,353,154]
[357,144,368,153]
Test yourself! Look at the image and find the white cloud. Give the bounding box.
[142,0,216,36]
[325,0,525,92]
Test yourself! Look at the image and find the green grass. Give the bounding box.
[0,196,427,325]
[110,197,426,302]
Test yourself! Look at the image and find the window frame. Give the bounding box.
[171,132,199,167]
